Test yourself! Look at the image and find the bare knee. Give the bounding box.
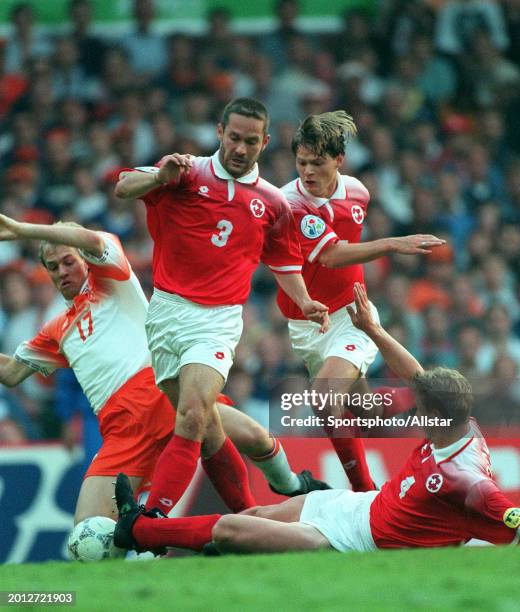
[176,393,213,436]
[212,515,241,548]
[235,424,272,457]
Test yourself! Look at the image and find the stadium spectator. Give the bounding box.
[435,0,509,55]
[4,3,52,74]
[476,304,520,374]
[120,0,168,82]
[67,0,107,78]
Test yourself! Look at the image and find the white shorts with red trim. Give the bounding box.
[288,301,380,379]
[146,289,243,385]
[300,489,378,552]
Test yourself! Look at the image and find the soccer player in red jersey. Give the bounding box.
[115,98,330,517]
[278,111,443,492]
[0,214,325,529]
[113,283,519,554]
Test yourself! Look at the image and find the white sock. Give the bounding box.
[251,438,300,494]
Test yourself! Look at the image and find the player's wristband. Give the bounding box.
[503,507,520,528]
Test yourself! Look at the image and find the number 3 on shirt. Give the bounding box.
[211,219,233,247]
[76,311,93,341]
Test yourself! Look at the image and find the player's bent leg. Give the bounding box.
[212,514,331,554]
[218,403,330,496]
[313,357,375,492]
[176,364,225,440]
[74,475,142,524]
[218,402,272,456]
[201,404,256,512]
[145,365,224,515]
[240,495,307,522]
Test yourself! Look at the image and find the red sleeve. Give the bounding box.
[262,200,303,274]
[291,207,339,264]
[119,161,191,207]
[464,482,519,544]
[447,473,519,545]
[464,479,514,521]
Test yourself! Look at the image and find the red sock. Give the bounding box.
[373,386,416,417]
[133,514,221,551]
[329,437,375,492]
[202,437,256,512]
[146,434,201,515]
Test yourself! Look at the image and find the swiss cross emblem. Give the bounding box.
[425,473,443,493]
[250,199,265,218]
[351,205,364,224]
[215,351,225,360]
[345,344,356,351]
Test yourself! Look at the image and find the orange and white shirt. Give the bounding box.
[14,232,151,414]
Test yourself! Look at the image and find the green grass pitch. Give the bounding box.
[2,547,520,611]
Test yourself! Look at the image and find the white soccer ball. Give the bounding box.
[68,516,126,562]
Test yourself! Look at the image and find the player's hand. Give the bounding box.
[301,300,330,333]
[0,213,21,241]
[157,153,194,183]
[389,235,445,255]
[347,282,378,334]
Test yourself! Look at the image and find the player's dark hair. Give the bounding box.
[291,110,357,158]
[220,98,270,133]
[39,221,84,268]
[411,367,473,426]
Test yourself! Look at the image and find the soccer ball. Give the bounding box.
[68,516,126,562]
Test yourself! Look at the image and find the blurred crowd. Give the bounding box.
[1,0,520,446]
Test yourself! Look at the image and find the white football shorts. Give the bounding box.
[300,489,378,552]
[146,289,243,386]
[288,301,380,379]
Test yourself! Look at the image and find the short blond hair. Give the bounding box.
[38,221,84,268]
[411,367,473,425]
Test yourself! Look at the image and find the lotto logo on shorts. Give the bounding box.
[215,352,225,360]
[503,507,520,529]
[345,344,356,351]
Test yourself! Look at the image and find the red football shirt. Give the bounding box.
[369,419,517,548]
[129,153,303,306]
[277,173,369,319]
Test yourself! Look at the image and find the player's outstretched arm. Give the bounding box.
[0,354,34,387]
[318,235,446,268]
[274,272,330,333]
[347,282,423,381]
[115,153,193,199]
[0,213,104,258]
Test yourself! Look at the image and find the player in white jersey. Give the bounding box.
[0,214,327,527]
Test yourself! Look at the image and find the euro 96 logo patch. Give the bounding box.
[300,215,326,239]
